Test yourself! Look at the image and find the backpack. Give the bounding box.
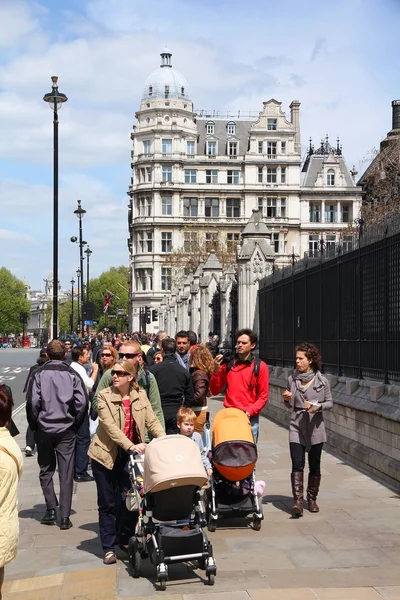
[226,357,261,400]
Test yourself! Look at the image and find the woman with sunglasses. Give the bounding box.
[88,360,164,565]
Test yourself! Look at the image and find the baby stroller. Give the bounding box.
[206,408,264,531]
[127,435,217,590]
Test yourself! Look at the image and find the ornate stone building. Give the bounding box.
[128,49,361,338]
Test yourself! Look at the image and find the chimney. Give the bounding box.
[290,100,301,154]
[392,100,400,131]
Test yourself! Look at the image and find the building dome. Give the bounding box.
[142,49,190,101]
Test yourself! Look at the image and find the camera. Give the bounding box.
[220,350,235,365]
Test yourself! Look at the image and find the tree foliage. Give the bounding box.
[88,266,130,329]
[360,137,400,224]
[164,226,237,286]
[0,267,31,335]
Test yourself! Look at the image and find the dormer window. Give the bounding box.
[181,86,185,96]
[327,169,335,186]
[148,86,153,97]
[206,121,215,135]
[165,85,169,99]
[267,118,277,131]
[227,122,236,135]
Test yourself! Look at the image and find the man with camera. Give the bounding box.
[209,328,269,443]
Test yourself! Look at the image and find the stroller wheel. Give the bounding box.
[252,515,262,531]
[128,538,141,578]
[207,515,217,533]
[158,578,167,591]
[208,572,215,586]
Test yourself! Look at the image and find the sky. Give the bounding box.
[0,0,399,291]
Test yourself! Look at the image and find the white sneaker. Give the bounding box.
[25,446,33,457]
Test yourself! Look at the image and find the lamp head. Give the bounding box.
[43,76,68,111]
[70,236,78,243]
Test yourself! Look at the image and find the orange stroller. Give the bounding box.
[206,408,263,531]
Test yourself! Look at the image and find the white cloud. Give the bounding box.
[0,0,399,290]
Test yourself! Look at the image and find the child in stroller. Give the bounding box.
[177,407,212,478]
[206,407,264,531]
[127,435,217,590]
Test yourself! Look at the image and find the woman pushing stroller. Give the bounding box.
[88,360,165,565]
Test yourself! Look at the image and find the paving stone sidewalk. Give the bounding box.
[3,398,400,600]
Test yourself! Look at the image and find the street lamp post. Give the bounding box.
[43,76,68,340]
[76,268,81,331]
[70,278,75,332]
[85,245,92,303]
[73,200,86,334]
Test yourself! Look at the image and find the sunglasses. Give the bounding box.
[119,352,140,359]
[111,369,130,377]
[102,353,112,357]
[65,342,71,346]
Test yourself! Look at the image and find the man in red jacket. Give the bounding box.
[209,328,269,443]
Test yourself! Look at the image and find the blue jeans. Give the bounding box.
[250,416,259,444]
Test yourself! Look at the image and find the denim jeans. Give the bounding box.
[250,416,259,444]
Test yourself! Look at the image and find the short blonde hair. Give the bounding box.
[177,406,196,424]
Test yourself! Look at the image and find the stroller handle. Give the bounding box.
[129,453,144,464]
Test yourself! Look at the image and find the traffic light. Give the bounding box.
[83,302,94,321]
[145,306,151,324]
[19,312,28,324]
[152,309,158,321]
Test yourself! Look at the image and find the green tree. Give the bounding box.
[88,266,130,330]
[0,267,31,335]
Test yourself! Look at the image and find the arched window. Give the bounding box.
[227,121,236,135]
[327,169,335,186]
[206,121,215,135]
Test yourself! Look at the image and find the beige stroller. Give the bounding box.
[128,435,217,590]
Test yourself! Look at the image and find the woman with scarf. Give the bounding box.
[282,342,333,517]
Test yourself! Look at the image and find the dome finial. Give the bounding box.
[160,47,172,68]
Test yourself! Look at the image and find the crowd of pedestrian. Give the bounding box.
[0,326,334,592]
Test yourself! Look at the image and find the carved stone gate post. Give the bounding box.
[237,209,274,334]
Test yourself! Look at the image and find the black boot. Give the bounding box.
[291,472,303,517]
[41,508,57,525]
[307,475,321,512]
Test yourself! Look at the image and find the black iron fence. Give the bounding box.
[258,220,400,383]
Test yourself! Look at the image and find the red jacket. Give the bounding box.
[209,358,269,417]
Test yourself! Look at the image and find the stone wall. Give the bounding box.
[263,367,400,491]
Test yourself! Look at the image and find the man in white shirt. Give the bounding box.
[70,347,98,482]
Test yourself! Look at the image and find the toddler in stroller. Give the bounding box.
[206,407,264,531]
[127,435,217,590]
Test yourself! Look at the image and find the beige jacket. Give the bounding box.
[0,427,23,568]
[88,386,165,470]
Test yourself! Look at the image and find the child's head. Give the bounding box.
[177,406,196,437]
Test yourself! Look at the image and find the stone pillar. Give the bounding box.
[237,209,275,333]
[199,278,210,344]
[176,294,183,331]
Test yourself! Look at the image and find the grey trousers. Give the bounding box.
[36,427,76,518]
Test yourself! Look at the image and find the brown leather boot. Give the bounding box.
[307,474,321,512]
[290,472,303,517]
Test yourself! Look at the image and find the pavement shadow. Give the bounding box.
[19,504,76,522]
[262,494,292,515]
[79,521,99,534]
[120,553,207,592]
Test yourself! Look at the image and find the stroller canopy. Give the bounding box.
[212,408,257,482]
[144,434,208,494]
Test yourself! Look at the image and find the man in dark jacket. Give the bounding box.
[149,337,194,434]
[26,339,88,530]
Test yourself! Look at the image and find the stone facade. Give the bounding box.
[128,50,362,333]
